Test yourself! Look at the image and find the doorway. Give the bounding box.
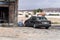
[0,7,9,23]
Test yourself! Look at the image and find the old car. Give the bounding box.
[24,16,51,29]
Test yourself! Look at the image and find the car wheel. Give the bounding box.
[45,27,49,29]
[33,24,36,28]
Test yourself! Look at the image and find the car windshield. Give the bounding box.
[37,17,47,20]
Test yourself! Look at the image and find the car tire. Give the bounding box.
[45,27,49,29]
[33,24,36,28]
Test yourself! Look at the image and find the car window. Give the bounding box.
[37,17,47,20]
[41,17,47,20]
[31,16,36,20]
[37,17,41,20]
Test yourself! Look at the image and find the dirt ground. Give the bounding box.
[0,26,60,40]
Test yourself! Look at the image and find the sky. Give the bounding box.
[18,0,60,10]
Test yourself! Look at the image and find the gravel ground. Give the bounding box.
[0,26,60,40]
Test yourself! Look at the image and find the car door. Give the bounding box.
[29,16,36,26]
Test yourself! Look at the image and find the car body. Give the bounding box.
[24,16,51,29]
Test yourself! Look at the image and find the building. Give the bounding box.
[0,0,18,27]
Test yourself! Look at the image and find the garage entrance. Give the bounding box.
[0,7,9,23]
